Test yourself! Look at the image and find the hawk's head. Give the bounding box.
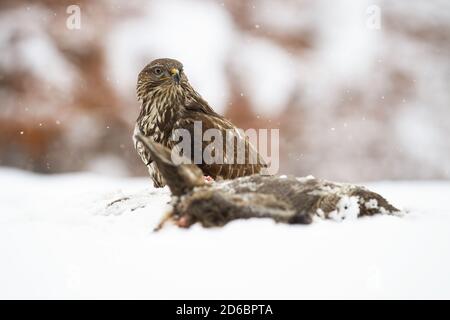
[137,58,188,102]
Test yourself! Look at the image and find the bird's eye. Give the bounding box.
[153,68,163,75]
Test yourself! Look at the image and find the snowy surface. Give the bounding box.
[1,168,449,299]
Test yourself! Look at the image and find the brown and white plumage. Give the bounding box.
[134,58,266,187]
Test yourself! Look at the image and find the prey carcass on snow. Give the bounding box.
[134,134,401,230]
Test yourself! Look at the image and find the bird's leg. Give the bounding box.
[153,211,196,231]
[153,211,174,232]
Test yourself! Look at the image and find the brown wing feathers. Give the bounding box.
[135,58,267,187]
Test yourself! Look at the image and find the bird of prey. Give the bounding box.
[134,134,401,230]
[134,58,266,188]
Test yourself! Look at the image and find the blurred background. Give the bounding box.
[0,0,449,181]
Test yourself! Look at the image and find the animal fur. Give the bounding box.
[135,134,401,230]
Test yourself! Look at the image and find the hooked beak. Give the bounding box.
[170,68,181,85]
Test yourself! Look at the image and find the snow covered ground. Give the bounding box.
[0,168,449,299]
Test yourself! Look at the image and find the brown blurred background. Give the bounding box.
[0,0,449,181]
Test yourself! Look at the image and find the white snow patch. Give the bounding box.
[329,196,360,221]
[1,169,450,299]
[297,175,315,183]
[365,198,379,210]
